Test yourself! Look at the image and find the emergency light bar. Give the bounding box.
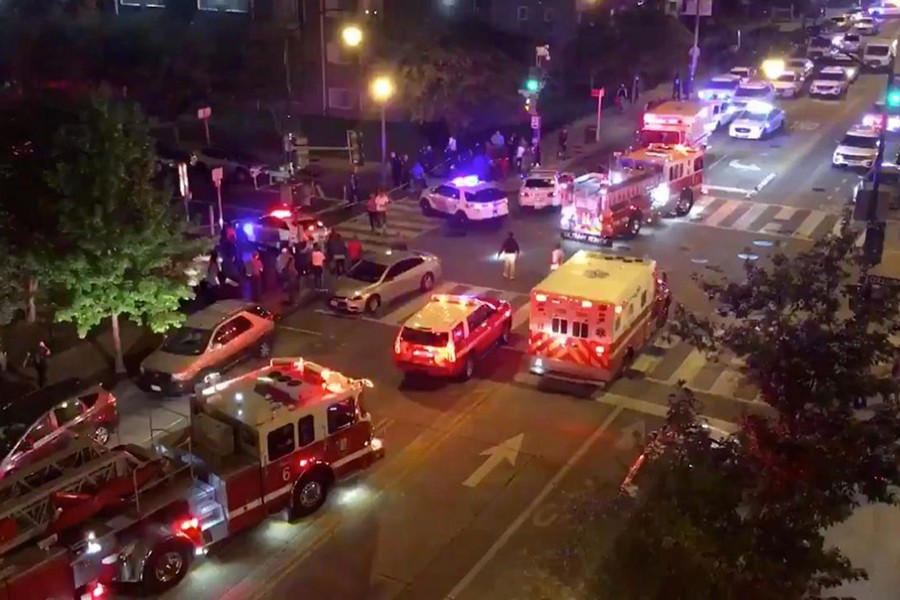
[451,175,480,187]
[269,209,293,219]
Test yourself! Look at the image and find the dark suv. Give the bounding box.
[0,379,119,479]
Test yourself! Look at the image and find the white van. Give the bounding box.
[863,38,897,71]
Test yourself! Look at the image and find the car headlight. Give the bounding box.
[351,291,364,300]
[171,371,192,381]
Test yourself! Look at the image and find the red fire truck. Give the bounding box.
[559,169,668,246]
[613,143,705,217]
[0,357,383,599]
[528,251,671,383]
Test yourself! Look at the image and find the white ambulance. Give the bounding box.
[613,143,705,217]
[639,100,719,148]
[528,251,671,383]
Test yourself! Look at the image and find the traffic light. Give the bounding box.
[347,130,364,166]
[863,223,885,266]
[888,87,900,108]
[524,96,532,113]
[525,78,540,93]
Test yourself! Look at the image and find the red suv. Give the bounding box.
[393,294,513,380]
[0,379,119,478]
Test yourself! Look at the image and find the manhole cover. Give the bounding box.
[584,269,610,279]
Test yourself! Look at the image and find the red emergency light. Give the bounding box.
[269,209,292,219]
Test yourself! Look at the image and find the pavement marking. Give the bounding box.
[595,393,739,435]
[239,382,508,600]
[795,211,829,238]
[703,184,755,195]
[277,324,324,336]
[754,172,777,193]
[443,405,624,600]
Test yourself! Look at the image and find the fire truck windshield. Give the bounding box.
[639,129,681,146]
[400,327,449,346]
[161,327,213,356]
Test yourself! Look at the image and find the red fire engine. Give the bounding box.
[528,251,671,383]
[559,169,668,246]
[614,143,705,217]
[0,357,383,599]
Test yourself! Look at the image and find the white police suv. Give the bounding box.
[420,176,509,224]
[832,126,880,169]
[728,102,786,140]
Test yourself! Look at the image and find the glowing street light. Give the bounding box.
[341,25,363,48]
[761,58,785,80]
[370,76,396,183]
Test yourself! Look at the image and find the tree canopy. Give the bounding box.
[46,94,204,372]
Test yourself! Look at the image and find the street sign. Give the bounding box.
[681,0,712,16]
[211,167,223,186]
[196,107,212,120]
[177,162,190,199]
[591,87,605,98]
[531,116,541,130]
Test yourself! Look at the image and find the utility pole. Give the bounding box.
[684,0,710,98]
[862,69,895,274]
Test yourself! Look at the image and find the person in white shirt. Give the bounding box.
[374,191,390,234]
[550,244,564,271]
[515,143,526,174]
[446,136,457,155]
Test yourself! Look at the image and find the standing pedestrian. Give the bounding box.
[632,73,641,104]
[331,232,348,276]
[24,341,51,388]
[348,170,362,204]
[550,243,564,271]
[390,152,403,189]
[276,246,297,303]
[616,83,628,110]
[515,141,526,175]
[347,235,362,266]
[245,251,264,302]
[295,239,311,283]
[375,189,390,235]
[366,193,378,232]
[311,244,326,290]
[532,142,542,168]
[411,160,425,194]
[672,72,682,101]
[557,127,568,160]
[497,232,520,280]
[205,249,221,304]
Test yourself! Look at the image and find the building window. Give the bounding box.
[326,41,348,64]
[544,8,555,22]
[517,6,528,20]
[328,88,354,110]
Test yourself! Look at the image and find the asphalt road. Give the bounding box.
[108,25,900,600]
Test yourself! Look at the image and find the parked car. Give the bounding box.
[328,249,442,314]
[139,300,276,395]
[0,379,119,478]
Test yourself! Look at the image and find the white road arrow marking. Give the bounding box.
[728,159,761,171]
[614,419,646,451]
[463,434,524,488]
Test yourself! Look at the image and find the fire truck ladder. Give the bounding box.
[0,440,157,556]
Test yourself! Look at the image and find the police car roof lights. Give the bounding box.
[451,175,481,187]
[746,100,774,114]
[269,209,292,219]
[848,124,880,137]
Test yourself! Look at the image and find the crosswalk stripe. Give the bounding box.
[512,303,530,331]
[831,217,845,237]
[704,200,743,227]
[664,348,707,386]
[759,206,796,234]
[795,211,828,238]
[731,202,771,231]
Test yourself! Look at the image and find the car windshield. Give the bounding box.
[842,134,879,148]
[0,422,29,459]
[468,188,507,203]
[735,86,770,98]
[161,327,213,356]
[818,71,846,81]
[400,328,449,346]
[346,259,387,283]
[868,46,890,56]
[525,178,554,188]
[777,74,797,82]
[706,79,738,90]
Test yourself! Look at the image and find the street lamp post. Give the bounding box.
[370,76,395,185]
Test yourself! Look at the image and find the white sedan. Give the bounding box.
[420,176,509,224]
[870,3,900,17]
[728,103,786,140]
[773,71,804,98]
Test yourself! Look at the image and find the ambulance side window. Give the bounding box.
[572,322,589,338]
[327,399,356,433]
[452,322,466,343]
[641,291,648,308]
[552,318,568,335]
[297,415,315,447]
[267,423,295,461]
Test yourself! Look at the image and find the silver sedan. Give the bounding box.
[328,249,442,314]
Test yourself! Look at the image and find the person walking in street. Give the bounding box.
[330,232,348,276]
[24,341,51,388]
[515,141,526,175]
[375,189,390,235]
[672,72,682,100]
[557,127,568,160]
[616,83,628,111]
[347,235,362,266]
[366,193,378,232]
[491,130,505,148]
[311,244,326,291]
[295,239,311,283]
[245,251,264,302]
[497,232,520,280]
[550,243,564,271]
[411,160,425,194]
[446,135,457,162]
[348,170,362,204]
[276,246,297,305]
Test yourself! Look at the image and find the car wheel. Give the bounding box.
[419,272,435,293]
[256,337,273,359]
[365,295,381,314]
[454,211,469,227]
[460,355,476,381]
[625,213,642,239]
[420,198,435,216]
[290,472,330,519]
[499,319,512,345]
[92,425,111,445]
[675,188,694,217]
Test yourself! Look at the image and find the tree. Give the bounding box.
[375,21,526,133]
[46,94,204,373]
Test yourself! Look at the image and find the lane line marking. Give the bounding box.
[444,405,625,599]
[277,324,324,336]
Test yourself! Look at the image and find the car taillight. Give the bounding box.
[394,338,402,354]
[307,225,315,232]
[447,339,456,363]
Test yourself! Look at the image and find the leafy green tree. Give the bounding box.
[375,21,526,133]
[46,94,205,373]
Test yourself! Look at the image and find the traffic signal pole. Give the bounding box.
[863,69,895,271]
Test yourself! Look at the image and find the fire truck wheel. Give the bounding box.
[498,319,512,345]
[420,273,435,293]
[365,294,382,314]
[461,356,476,381]
[625,214,642,239]
[291,473,330,518]
[92,425,111,446]
[420,198,435,216]
[142,538,192,593]
[675,189,694,217]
